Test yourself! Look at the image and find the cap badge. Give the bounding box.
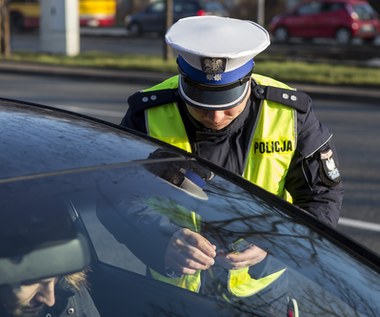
[201,57,226,81]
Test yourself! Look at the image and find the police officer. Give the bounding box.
[121,15,343,225]
[120,15,343,314]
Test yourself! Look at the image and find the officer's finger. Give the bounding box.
[167,246,214,274]
[226,245,267,269]
[178,229,216,268]
[166,229,215,271]
[181,228,216,258]
[173,240,215,269]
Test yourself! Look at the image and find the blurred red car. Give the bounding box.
[124,0,229,36]
[269,0,380,44]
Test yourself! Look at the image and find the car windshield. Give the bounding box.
[147,2,164,13]
[352,3,377,20]
[2,152,379,316]
[202,1,225,12]
[1,100,379,317]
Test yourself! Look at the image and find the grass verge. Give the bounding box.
[4,51,380,87]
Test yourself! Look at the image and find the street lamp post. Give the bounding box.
[163,0,173,61]
[0,0,11,58]
[257,0,265,26]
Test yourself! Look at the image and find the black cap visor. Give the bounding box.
[179,76,250,110]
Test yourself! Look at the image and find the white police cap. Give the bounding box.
[165,16,270,110]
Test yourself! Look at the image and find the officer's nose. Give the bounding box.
[208,110,225,123]
[35,279,56,307]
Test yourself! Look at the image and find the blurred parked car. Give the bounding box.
[269,0,380,44]
[1,97,380,317]
[124,0,229,36]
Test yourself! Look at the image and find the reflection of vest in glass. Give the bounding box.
[147,197,286,297]
[145,74,296,296]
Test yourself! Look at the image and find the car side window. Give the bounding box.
[353,4,376,20]
[297,2,322,15]
[320,3,344,13]
[178,3,198,14]
[204,3,224,11]
[147,2,164,14]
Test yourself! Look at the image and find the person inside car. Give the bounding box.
[0,270,100,317]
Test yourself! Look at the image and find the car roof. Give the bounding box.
[0,98,166,180]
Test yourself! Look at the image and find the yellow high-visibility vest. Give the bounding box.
[143,74,296,296]
[146,74,296,199]
[146,197,286,297]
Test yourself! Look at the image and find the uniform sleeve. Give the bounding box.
[120,105,148,134]
[285,106,344,228]
[120,87,181,133]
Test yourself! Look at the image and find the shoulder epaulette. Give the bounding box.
[128,88,181,113]
[128,85,311,114]
[252,84,311,113]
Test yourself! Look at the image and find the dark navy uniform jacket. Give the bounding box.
[120,80,344,228]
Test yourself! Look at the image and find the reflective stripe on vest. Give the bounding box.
[146,74,297,198]
[228,267,286,297]
[145,198,286,297]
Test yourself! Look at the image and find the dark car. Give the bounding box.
[124,0,229,36]
[269,0,380,44]
[1,97,380,317]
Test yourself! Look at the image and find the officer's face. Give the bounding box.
[186,86,251,131]
[0,277,57,317]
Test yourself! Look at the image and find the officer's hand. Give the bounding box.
[216,244,267,270]
[165,228,216,276]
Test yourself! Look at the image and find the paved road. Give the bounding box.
[10,29,166,56]
[9,28,380,66]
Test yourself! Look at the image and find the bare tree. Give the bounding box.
[0,0,11,58]
[163,0,173,61]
